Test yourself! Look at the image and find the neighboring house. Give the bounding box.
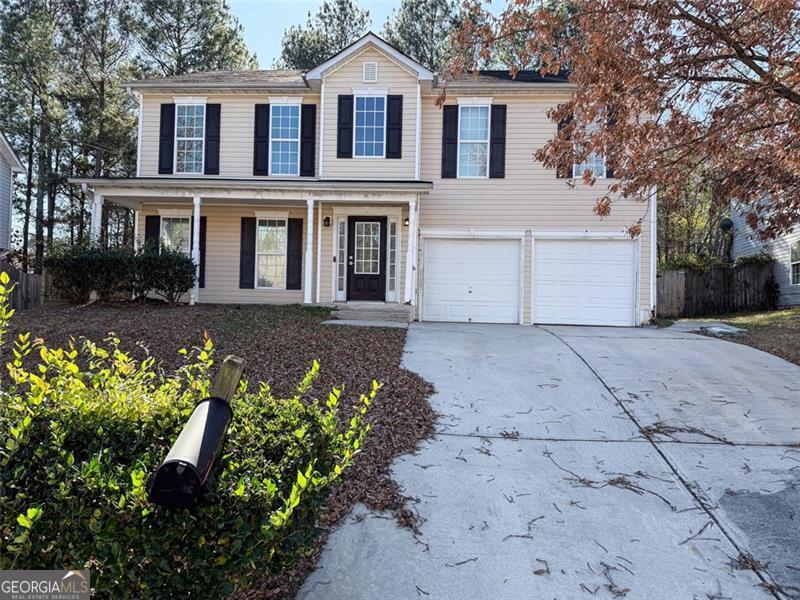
[0,130,23,252]
[71,32,656,327]
[731,206,800,307]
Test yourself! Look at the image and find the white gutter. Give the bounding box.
[415,81,421,180]
[133,89,143,177]
[318,78,325,178]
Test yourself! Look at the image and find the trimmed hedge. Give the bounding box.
[0,272,375,597]
[45,244,196,305]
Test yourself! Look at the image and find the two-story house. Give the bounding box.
[73,32,656,327]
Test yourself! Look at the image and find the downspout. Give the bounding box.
[650,186,658,318]
[414,82,421,180]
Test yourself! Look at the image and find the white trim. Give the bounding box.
[304,197,314,303]
[190,195,201,305]
[457,96,494,105]
[306,33,434,81]
[133,210,140,251]
[531,229,630,239]
[319,79,326,177]
[352,87,389,96]
[316,201,322,303]
[456,104,490,179]
[253,210,289,219]
[353,94,387,158]
[417,232,525,325]
[332,205,404,218]
[268,103,301,177]
[650,187,657,317]
[333,216,347,302]
[135,91,143,177]
[268,96,303,105]
[90,193,103,241]
[173,96,207,104]
[157,208,192,217]
[363,61,379,83]
[386,217,400,302]
[403,199,417,304]
[255,216,289,291]
[414,82,421,180]
[0,131,23,172]
[173,103,205,175]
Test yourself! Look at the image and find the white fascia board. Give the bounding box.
[0,131,23,172]
[306,33,434,81]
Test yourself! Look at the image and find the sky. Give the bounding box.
[228,0,403,68]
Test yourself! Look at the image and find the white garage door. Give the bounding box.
[534,239,636,326]
[422,238,521,323]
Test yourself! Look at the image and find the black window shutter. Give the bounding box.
[253,104,270,176]
[489,104,507,178]
[441,105,458,178]
[239,217,256,289]
[286,218,303,290]
[300,104,316,176]
[605,111,617,178]
[556,113,573,178]
[158,104,175,174]
[144,215,160,254]
[337,95,353,158]
[386,95,403,159]
[204,104,221,175]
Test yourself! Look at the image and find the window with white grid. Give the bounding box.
[256,219,287,289]
[270,104,300,175]
[388,220,397,292]
[160,217,191,255]
[354,222,380,274]
[337,219,347,292]
[458,105,489,178]
[792,241,800,285]
[573,121,606,178]
[175,104,205,174]
[354,96,385,157]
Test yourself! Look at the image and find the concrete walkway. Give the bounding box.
[299,323,800,599]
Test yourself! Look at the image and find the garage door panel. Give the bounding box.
[534,239,635,327]
[423,238,521,324]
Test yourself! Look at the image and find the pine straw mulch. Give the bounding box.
[9,301,435,599]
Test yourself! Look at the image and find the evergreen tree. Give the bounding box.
[277,0,370,70]
[382,0,459,72]
[128,0,257,76]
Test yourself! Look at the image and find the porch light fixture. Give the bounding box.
[323,216,331,227]
[403,217,409,227]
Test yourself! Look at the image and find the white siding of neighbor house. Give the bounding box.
[418,94,654,324]
[320,46,418,179]
[0,153,12,250]
[139,94,321,178]
[732,208,800,306]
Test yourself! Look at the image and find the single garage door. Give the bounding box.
[422,238,521,323]
[534,239,636,326]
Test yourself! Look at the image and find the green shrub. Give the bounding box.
[0,272,374,598]
[145,246,196,305]
[733,252,774,267]
[45,243,132,303]
[659,253,727,272]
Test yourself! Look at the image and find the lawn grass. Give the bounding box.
[701,307,800,366]
[8,302,434,597]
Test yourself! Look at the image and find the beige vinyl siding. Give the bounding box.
[0,153,11,250]
[137,204,311,304]
[418,94,653,322]
[139,94,320,178]
[321,47,417,179]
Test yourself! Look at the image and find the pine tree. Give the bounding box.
[382,0,459,72]
[277,0,370,70]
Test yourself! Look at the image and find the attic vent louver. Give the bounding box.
[363,62,378,83]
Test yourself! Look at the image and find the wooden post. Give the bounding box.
[213,355,244,403]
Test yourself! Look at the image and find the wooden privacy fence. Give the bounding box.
[0,261,43,310]
[657,263,775,318]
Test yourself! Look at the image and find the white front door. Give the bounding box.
[534,238,637,326]
[422,238,521,324]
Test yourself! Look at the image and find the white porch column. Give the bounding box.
[404,198,418,304]
[190,195,201,305]
[132,210,140,251]
[90,192,104,242]
[304,196,314,303]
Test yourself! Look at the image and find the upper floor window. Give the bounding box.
[354,96,385,157]
[161,217,191,254]
[458,105,489,178]
[792,241,800,285]
[270,104,300,175]
[573,121,606,179]
[175,104,205,174]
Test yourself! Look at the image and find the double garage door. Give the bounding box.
[421,237,637,326]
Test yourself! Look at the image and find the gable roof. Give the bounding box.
[0,131,23,173]
[306,32,434,81]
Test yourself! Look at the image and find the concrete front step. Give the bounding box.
[331,303,413,323]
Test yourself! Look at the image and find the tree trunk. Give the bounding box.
[34,120,47,274]
[22,93,36,272]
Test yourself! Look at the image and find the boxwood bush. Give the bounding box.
[0,272,374,597]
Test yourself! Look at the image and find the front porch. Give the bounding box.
[74,177,429,312]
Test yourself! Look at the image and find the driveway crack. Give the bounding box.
[538,325,784,599]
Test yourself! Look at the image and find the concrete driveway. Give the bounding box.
[299,323,800,599]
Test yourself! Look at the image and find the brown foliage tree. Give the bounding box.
[447,0,800,238]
